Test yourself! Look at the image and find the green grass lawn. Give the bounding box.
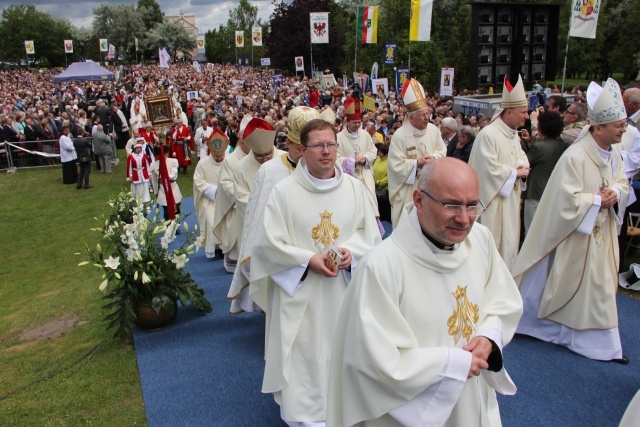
[0,151,194,425]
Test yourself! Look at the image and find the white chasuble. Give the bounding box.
[193,155,223,254]
[388,121,446,228]
[468,118,529,270]
[337,128,380,216]
[512,133,629,359]
[250,159,381,423]
[227,153,294,314]
[212,148,246,258]
[327,204,522,427]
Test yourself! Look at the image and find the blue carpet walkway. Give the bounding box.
[134,197,640,426]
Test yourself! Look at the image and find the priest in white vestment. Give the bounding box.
[468,75,530,270]
[212,114,252,273]
[327,158,522,427]
[232,118,284,252]
[194,121,214,159]
[250,119,381,427]
[388,78,446,228]
[512,78,630,363]
[193,129,228,258]
[227,107,321,314]
[337,97,379,218]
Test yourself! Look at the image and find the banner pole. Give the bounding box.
[354,6,358,78]
[561,5,573,94]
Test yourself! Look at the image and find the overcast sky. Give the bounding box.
[0,0,277,33]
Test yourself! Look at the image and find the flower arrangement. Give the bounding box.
[79,191,212,340]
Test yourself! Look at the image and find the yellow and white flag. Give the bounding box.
[569,0,600,39]
[252,26,262,46]
[197,35,205,53]
[25,40,35,55]
[410,0,433,42]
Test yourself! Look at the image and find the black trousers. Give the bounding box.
[77,161,91,188]
[62,160,78,184]
[161,202,182,221]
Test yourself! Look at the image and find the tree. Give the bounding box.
[267,0,347,74]
[137,0,164,32]
[70,27,95,61]
[145,21,196,60]
[0,4,72,67]
[92,4,147,61]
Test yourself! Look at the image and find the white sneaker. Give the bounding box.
[205,252,215,259]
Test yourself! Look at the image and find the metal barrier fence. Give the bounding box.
[0,140,63,171]
[1,135,119,172]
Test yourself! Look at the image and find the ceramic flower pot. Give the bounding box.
[133,298,178,330]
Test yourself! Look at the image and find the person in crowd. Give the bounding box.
[522,111,566,232]
[227,106,324,314]
[337,97,380,225]
[126,142,151,205]
[194,118,213,159]
[169,117,195,175]
[92,124,113,174]
[372,143,390,223]
[249,119,381,427]
[512,78,629,364]
[110,102,129,149]
[193,129,228,259]
[388,78,446,228]
[73,128,93,189]
[327,158,522,427]
[149,145,182,223]
[59,125,78,184]
[447,125,476,164]
[440,117,459,147]
[213,115,253,273]
[468,75,530,270]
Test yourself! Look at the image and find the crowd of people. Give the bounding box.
[2,62,639,426]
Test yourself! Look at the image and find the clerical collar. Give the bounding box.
[347,129,359,138]
[409,208,458,253]
[303,164,338,188]
[286,155,297,168]
[413,127,427,137]
[421,228,456,251]
[595,141,612,163]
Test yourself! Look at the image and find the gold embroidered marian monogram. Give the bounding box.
[447,286,479,345]
[312,211,340,247]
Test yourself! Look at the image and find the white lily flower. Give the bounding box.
[78,261,90,266]
[134,271,139,281]
[104,256,120,270]
[171,254,188,270]
[194,236,204,251]
[142,272,151,284]
[99,279,109,292]
[183,222,189,233]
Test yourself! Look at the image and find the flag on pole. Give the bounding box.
[107,44,116,60]
[197,35,205,53]
[64,40,73,54]
[410,0,433,41]
[99,39,108,52]
[357,6,378,44]
[135,37,139,51]
[252,26,262,46]
[310,12,329,44]
[25,40,35,55]
[159,48,170,68]
[235,31,244,47]
[569,0,600,39]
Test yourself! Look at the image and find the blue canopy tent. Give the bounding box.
[53,61,114,83]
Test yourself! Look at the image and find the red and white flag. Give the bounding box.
[310,12,329,44]
[569,0,600,39]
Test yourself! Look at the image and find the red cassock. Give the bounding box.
[139,128,159,145]
[169,124,194,167]
[126,153,150,183]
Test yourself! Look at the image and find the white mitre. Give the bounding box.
[492,74,527,120]
[586,78,627,125]
[401,78,428,112]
